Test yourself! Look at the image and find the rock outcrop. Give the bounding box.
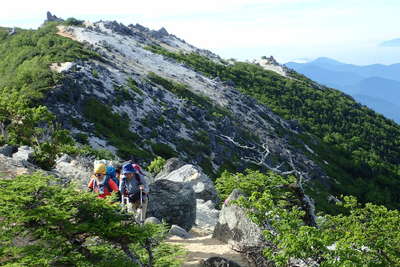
[147,179,196,231]
[0,154,43,179]
[12,146,34,162]
[213,190,263,247]
[156,164,219,204]
[53,154,93,187]
[46,11,64,23]
[155,157,186,179]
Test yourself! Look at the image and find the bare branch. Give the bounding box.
[121,243,144,267]
[218,134,317,227]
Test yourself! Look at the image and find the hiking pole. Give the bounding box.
[139,187,144,225]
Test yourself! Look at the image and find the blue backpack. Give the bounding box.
[106,166,120,187]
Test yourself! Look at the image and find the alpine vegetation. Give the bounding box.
[0,13,399,266]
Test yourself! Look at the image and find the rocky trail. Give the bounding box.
[167,228,249,266]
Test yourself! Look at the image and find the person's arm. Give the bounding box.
[87,178,94,192]
[139,175,149,194]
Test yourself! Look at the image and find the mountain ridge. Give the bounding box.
[1,16,400,212]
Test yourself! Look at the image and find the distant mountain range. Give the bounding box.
[286,57,400,123]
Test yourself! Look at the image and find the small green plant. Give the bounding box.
[147,156,167,175]
[92,69,99,78]
[127,77,143,95]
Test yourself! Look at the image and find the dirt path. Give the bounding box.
[166,228,249,266]
[56,25,78,41]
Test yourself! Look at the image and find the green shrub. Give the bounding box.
[83,98,151,160]
[151,143,178,159]
[216,170,400,266]
[92,69,99,78]
[63,17,84,26]
[127,77,143,95]
[147,156,167,175]
[73,132,89,145]
[0,173,185,266]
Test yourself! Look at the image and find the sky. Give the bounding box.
[1,0,400,65]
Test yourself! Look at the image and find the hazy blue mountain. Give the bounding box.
[286,58,400,82]
[353,94,400,123]
[355,77,400,100]
[285,63,364,94]
[380,38,400,47]
[285,58,400,123]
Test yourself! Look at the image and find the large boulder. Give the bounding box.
[155,157,186,179]
[195,199,220,230]
[212,189,263,247]
[156,164,219,204]
[147,179,196,231]
[144,217,161,225]
[169,225,192,239]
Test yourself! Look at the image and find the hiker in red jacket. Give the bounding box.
[88,163,119,198]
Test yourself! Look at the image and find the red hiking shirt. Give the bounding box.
[88,177,119,198]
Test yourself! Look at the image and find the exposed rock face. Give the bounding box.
[156,164,219,204]
[12,146,34,162]
[196,199,220,230]
[155,157,186,179]
[53,154,93,187]
[150,27,169,39]
[147,179,196,231]
[0,154,40,179]
[46,22,331,192]
[213,190,263,247]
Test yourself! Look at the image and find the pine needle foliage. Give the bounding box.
[0,173,185,266]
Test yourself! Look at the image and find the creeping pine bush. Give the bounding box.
[216,170,400,266]
[147,156,167,175]
[0,22,103,169]
[0,173,185,266]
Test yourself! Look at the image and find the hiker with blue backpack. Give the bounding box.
[87,163,119,199]
[119,163,149,223]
